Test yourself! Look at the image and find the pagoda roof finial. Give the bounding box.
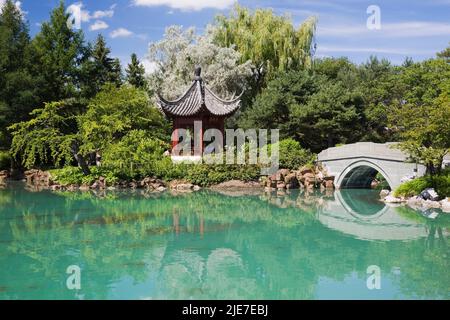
[194,65,202,81]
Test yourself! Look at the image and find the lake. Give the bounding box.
[0,182,448,300]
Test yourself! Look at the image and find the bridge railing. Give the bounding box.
[318,142,407,162]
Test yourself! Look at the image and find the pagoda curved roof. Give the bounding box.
[156,78,242,118]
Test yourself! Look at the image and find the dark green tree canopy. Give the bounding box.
[126,53,147,89]
[31,1,87,103]
[0,0,37,148]
[79,34,123,98]
[239,69,364,152]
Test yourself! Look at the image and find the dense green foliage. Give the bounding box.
[78,84,170,156]
[239,69,364,152]
[80,34,123,98]
[50,162,261,187]
[9,85,170,171]
[388,59,450,174]
[274,139,315,170]
[9,100,80,168]
[31,1,87,103]
[0,0,37,147]
[394,170,450,198]
[49,166,121,186]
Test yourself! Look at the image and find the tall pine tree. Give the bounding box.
[126,53,146,89]
[80,34,122,97]
[31,1,87,104]
[0,0,37,148]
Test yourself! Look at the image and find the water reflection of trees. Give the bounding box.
[0,185,448,299]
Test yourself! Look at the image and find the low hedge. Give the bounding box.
[50,161,261,187]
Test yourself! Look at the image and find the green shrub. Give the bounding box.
[271,139,315,170]
[394,171,450,198]
[394,177,430,198]
[102,130,169,178]
[49,167,85,186]
[185,164,259,187]
[50,166,121,186]
[0,151,11,170]
[433,174,450,197]
[152,157,187,181]
[50,161,260,188]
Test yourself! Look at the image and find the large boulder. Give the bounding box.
[0,170,9,178]
[25,170,52,187]
[169,180,200,192]
[139,177,166,191]
[79,184,90,191]
[0,170,8,184]
[323,179,335,190]
[407,196,423,209]
[275,169,290,181]
[422,200,441,209]
[303,172,316,188]
[419,188,440,201]
[441,198,450,213]
[379,189,391,200]
[284,173,299,189]
[384,195,403,203]
[299,166,313,175]
[212,180,260,189]
[276,182,286,190]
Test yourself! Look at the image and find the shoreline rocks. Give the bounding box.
[22,169,168,193]
[264,167,335,192]
[380,189,449,213]
[210,180,261,189]
[19,166,336,194]
[0,170,9,185]
[169,180,200,192]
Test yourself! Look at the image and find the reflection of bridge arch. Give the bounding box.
[336,160,394,190]
[318,190,428,241]
[335,189,389,221]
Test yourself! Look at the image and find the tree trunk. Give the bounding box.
[71,141,91,175]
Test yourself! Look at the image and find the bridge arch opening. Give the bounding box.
[337,161,393,190]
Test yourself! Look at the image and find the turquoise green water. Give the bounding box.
[0,183,449,300]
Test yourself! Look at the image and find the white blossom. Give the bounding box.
[147,25,254,100]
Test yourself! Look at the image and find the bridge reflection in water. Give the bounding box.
[318,189,429,241]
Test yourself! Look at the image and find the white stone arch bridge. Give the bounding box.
[317,142,428,190]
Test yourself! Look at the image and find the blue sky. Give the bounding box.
[4,0,450,71]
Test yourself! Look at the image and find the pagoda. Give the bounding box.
[156,67,242,157]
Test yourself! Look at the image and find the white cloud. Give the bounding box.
[110,28,133,38]
[319,21,450,38]
[92,4,116,19]
[89,20,109,31]
[132,0,234,11]
[67,2,116,23]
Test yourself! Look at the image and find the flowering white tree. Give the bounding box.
[147,25,254,100]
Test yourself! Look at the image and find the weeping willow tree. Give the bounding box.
[214,5,317,87]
